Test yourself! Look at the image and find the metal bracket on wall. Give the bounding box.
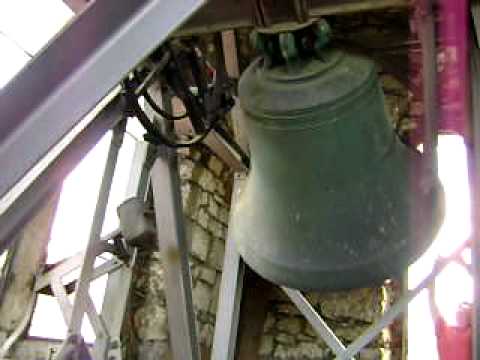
[55,123,126,360]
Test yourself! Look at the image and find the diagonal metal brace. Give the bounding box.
[282,288,349,359]
[282,239,471,360]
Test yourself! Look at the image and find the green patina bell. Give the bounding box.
[230,22,444,291]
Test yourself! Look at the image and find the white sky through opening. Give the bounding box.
[0,0,73,86]
[408,135,472,360]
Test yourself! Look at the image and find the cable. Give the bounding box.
[143,90,188,120]
[125,84,222,148]
[124,40,240,151]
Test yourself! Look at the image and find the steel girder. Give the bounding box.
[0,0,205,207]
[0,0,206,251]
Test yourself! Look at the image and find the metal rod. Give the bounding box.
[211,175,246,360]
[417,0,438,176]
[84,295,109,340]
[92,137,153,360]
[149,88,200,359]
[67,121,126,336]
[282,287,348,359]
[125,141,152,199]
[91,263,132,360]
[221,31,240,79]
[34,231,120,292]
[50,275,74,325]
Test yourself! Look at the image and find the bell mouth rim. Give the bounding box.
[235,233,424,291]
[230,161,445,291]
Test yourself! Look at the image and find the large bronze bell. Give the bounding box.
[230,23,444,291]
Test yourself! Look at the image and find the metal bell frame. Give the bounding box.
[0,0,478,359]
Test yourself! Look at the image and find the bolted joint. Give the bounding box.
[250,19,332,67]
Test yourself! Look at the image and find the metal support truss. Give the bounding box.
[1,0,474,359]
[34,230,124,342]
[32,135,154,360]
[211,174,247,360]
[49,122,125,360]
[66,122,126,341]
[92,140,154,360]
[0,91,124,254]
[282,289,347,358]
[150,91,201,360]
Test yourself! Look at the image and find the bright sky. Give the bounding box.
[0,0,73,87]
[0,0,474,357]
[408,135,472,360]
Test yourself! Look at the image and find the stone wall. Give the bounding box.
[124,145,233,359]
